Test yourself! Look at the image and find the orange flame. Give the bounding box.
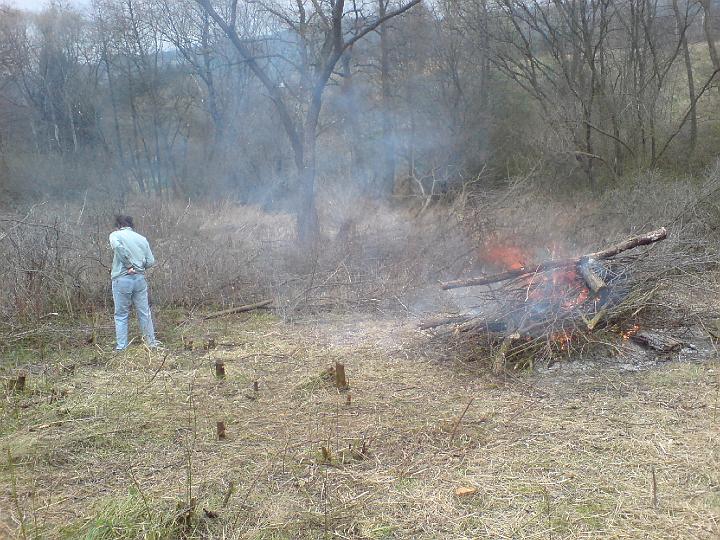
[483,243,526,271]
[481,239,592,311]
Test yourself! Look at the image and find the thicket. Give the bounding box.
[3,165,720,343]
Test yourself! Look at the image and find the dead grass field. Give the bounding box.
[1,310,719,539]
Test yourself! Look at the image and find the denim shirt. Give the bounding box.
[109,227,156,280]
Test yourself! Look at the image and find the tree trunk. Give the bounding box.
[102,46,126,172]
[201,11,223,141]
[583,106,596,191]
[673,0,697,159]
[700,0,720,71]
[299,102,320,244]
[341,49,368,192]
[379,0,396,197]
[65,97,78,153]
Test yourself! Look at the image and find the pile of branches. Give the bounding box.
[422,228,674,371]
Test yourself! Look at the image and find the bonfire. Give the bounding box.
[423,228,670,371]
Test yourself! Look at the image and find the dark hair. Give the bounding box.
[114,215,134,228]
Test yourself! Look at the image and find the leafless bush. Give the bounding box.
[4,163,720,355]
[0,196,472,337]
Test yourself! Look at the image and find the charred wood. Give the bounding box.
[630,331,684,353]
[577,257,607,297]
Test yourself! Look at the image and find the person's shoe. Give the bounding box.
[114,347,127,353]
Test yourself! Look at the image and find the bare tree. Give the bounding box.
[194,0,422,242]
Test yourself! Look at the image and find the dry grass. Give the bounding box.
[1,310,718,539]
[3,166,720,538]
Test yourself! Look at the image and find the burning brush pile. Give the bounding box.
[422,228,672,371]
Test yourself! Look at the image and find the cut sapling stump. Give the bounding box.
[493,332,520,374]
[7,373,26,392]
[335,362,349,391]
[215,360,226,379]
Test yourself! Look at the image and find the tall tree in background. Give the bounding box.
[378,0,396,196]
[672,0,698,160]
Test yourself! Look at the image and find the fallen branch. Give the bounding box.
[28,415,105,432]
[203,300,273,320]
[419,314,473,330]
[440,228,667,290]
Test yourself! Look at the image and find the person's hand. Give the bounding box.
[127,267,137,274]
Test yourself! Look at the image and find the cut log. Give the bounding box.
[631,331,683,353]
[585,307,607,331]
[577,257,607,297]
[440,228,667,290]
[441,258,579,289]
[203,300,273,320]
[587,227,667,260]
[456,318,507,334]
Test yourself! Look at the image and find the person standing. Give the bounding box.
[109,215,159,350]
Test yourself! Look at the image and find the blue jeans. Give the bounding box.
[111,274,157,350]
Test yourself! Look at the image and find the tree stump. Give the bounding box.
[335,362,348,390]
[215,360,226,379]
[8,373,26,392]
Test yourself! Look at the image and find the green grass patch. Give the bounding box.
[61,490,185,540]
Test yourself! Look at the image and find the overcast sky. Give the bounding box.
[9,0,90,11]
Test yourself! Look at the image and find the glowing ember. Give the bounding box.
[551,330,573,350]
[622,324,641,340]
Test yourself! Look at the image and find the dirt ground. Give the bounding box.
[1,310,719,539]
